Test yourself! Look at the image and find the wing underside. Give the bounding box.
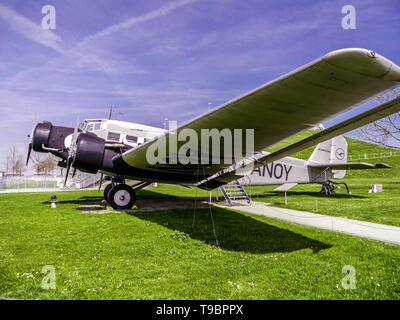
[114,48,400,185]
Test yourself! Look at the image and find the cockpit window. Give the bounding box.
[107,132,120,142]
[87,123,94,132]
[79,122,87,131]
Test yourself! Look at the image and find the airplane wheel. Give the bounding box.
[104,183,113,201]
[107,184,136,210]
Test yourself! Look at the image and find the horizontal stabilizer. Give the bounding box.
[308,162,391,170]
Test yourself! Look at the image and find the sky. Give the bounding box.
[0,0,399,170]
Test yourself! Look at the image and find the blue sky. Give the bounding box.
[0,0,399,166]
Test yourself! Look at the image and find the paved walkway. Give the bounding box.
[218,200,400,246]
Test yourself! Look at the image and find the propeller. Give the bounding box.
[63,116,80,187]
[26,143,32,166]
[26,124,36,166]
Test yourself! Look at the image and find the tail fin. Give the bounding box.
[308,135,348,178]
[308,135,348,163]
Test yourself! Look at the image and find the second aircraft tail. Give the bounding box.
[308,135,348,164]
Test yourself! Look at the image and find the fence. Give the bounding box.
[348,150,400,161]
[0,173,102,192]
[0,175,58,191]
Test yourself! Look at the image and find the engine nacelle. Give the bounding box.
[32,122,53,152]
[72,133,105,173]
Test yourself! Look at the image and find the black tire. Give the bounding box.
[107,184,136,210]
[104,183,113,201]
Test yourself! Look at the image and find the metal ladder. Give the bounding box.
[219,180,251,205]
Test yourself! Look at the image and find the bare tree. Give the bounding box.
[4,144,25,175]
[31,153,56,176]
[354,88,400,150]
[42,154,56,176]
[32,153,45,175]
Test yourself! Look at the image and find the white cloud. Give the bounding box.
[75,0,197,50]
[67,0,197,73]
[0,3,64,53]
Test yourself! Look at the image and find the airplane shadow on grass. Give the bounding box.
[127,206,332,254]
[41,196,105,205]
[48,189,332,254]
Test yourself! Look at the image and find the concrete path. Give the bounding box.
[218,200,400,246]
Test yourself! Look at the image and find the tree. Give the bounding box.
[31,153,56,176]
[42,154,56,175]
[3,144,25,175]
[32,153,45,175]
[354,88,400,150]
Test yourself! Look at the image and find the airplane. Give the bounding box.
[233,134,391,196]
[26,48,400,210]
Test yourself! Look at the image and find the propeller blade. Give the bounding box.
[72,168,77,178]
[71,115,80,147]
[26,143,32,166]
[63,157,72,187]
[98,173,104,192]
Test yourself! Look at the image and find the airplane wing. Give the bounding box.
[308,162,392,170]
[197,96,400,189]
[113,48,400,185]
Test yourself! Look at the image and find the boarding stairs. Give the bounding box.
[219,180,251,206]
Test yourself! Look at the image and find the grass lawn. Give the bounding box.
[1,132,400,300]
[1,189,400,300]
[247,176,400,227]
[241,130,400,227]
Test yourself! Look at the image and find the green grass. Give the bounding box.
[244,130,400,226]
[266,130,400,177]
[1,189,400,300]
[1,133,400,300]
[247,177,400,227]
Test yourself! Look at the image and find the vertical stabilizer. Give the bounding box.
[308,135,348,163]
[308,135,348,178]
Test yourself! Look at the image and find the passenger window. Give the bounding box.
[107,132,120,142]
[87,124,94,132]
[126,135,138,144]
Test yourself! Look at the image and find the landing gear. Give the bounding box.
[320,181,335,195]
[329,180,351,195]
[320,180,352,195]
[103,183,113,201]
[107,184,136,210]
